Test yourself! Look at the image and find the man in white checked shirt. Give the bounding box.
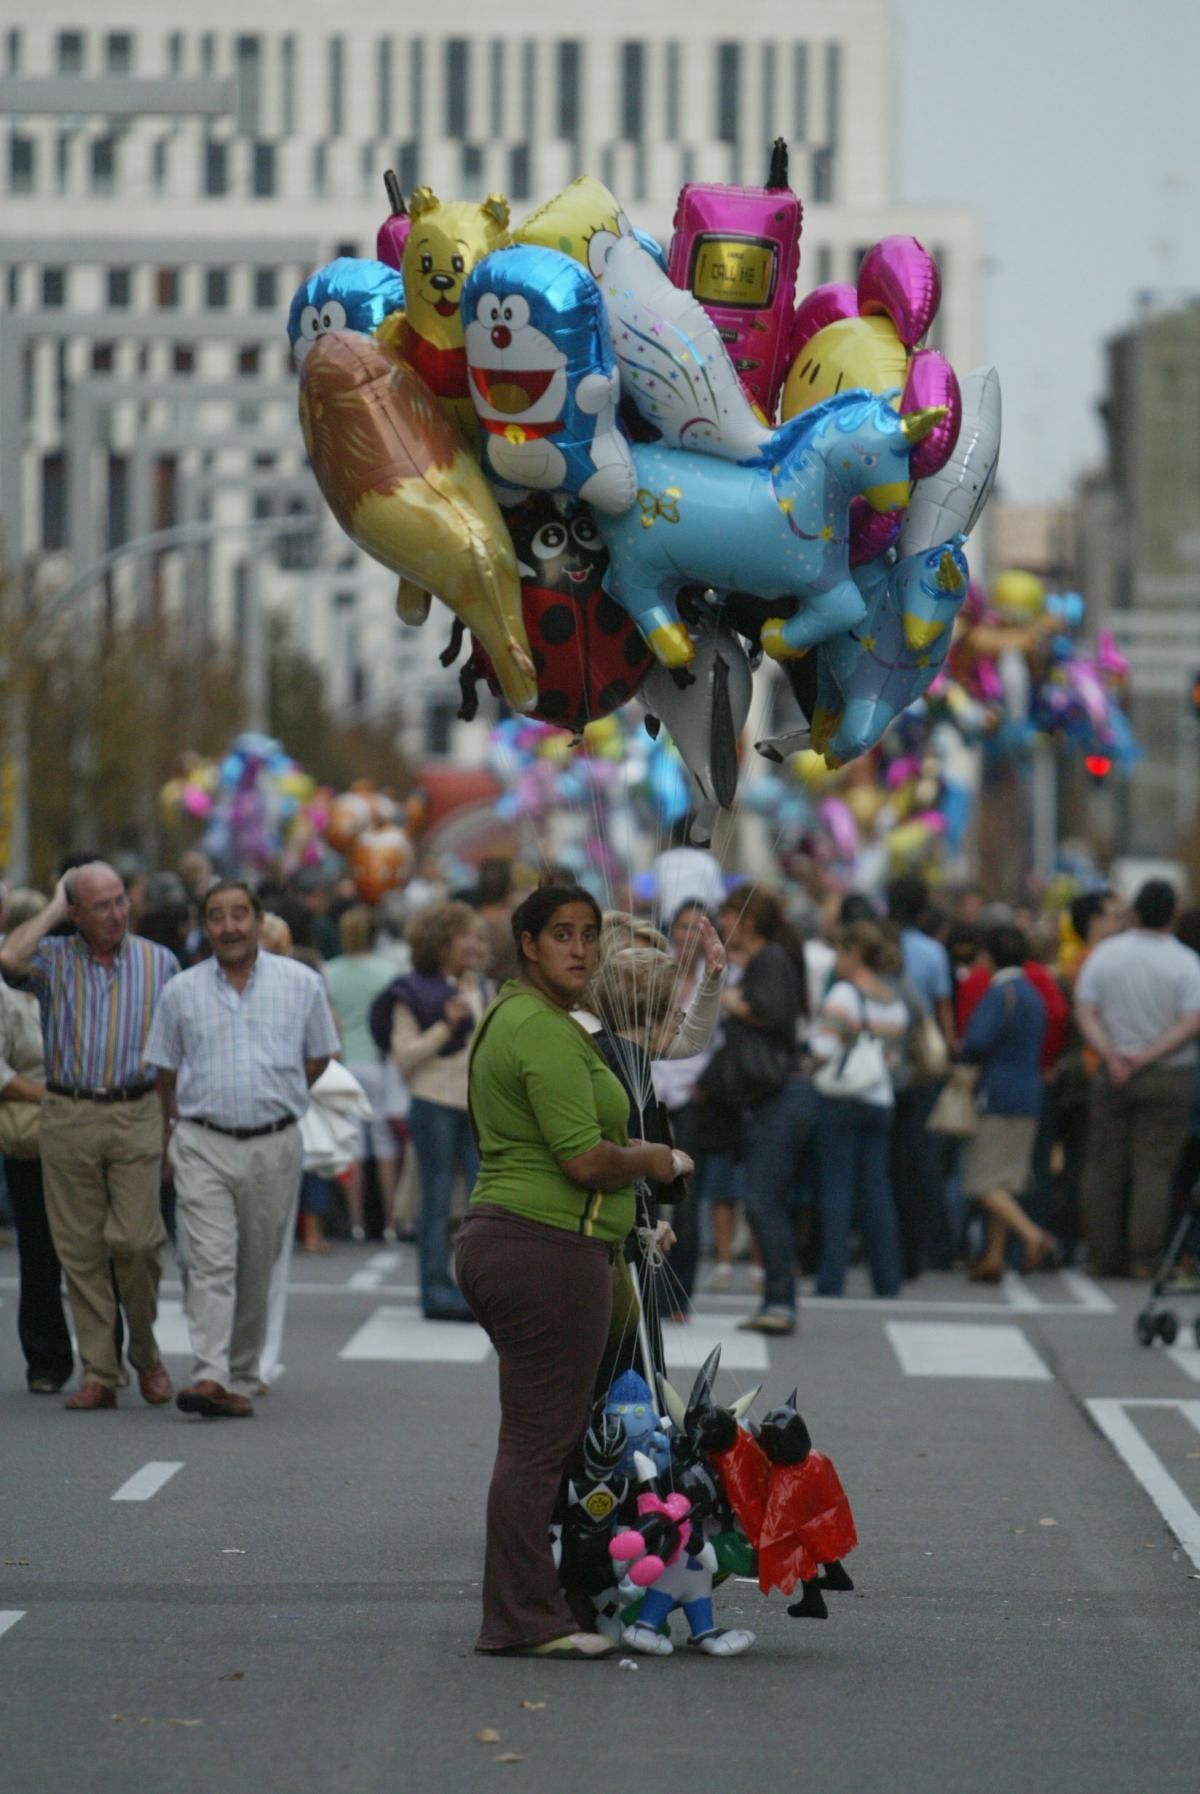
[144,881,340,1418]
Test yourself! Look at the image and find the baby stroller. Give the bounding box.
[1135,1178,1200,1347]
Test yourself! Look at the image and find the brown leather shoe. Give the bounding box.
[64,1380,117,1411]
[136,1363,174,1405]
[176,1379,253,1419]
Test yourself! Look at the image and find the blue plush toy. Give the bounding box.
[603,1370,672,1479]
[462,245,636,517]
[286,257,406,366]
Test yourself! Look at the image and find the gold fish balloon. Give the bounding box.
[299,331,538,714]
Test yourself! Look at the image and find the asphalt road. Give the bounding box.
[3,1241,1200,1794]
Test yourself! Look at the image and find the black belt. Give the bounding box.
[47,1081,156,1104]
[183,1114,300,1141]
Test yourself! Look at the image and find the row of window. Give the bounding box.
[32,265,285,310]
[3,29,840,151]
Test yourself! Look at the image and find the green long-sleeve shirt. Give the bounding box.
[467,981,634,1243]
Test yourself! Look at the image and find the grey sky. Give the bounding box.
[894,0,1200,505]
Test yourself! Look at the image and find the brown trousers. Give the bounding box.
[1081,1064,1193,1274]
[455,1209,613,1651]
[40,1092,166,1389]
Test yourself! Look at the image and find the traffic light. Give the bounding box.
[1085,753,1113,785]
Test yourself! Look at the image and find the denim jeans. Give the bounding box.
[740,1075,818,1313]
[815,1095,902,1296]
[407,1097,479,1312]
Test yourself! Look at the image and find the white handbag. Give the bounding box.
[813,989,889,1100]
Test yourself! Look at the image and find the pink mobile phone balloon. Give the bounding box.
[858,237,941,348]
[376,213,411,273]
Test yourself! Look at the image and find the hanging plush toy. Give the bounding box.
[706,1391,857,1619]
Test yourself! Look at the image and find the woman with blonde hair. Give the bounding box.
[811,920,908,1297]
[390,899,490,1320]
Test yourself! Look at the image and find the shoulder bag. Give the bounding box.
[813,987,889,1101]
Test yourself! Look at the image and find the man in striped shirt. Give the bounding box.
[144,880,340,1419]
[0,862,179,1410]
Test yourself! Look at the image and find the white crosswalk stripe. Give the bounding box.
[886,1321,1053,1381]
[340,1306,493,1363]
[0,1612,25,1640]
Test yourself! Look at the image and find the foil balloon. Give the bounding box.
[600,235,771,462]
[287,258,406,367]
[517,175,635,280]
[376,170,411,273]
[812,540,971,764]
[596,390,947,669]
[641,609,754,843]
[325,791,373,855]
[460,491,651,732]
[900,351,961,482]
[397,187,511,442]
[900,366,1001,557]
[351,824,414,904]
[462,245,636,515]
[298,331,538,713]
[857,237,941,347]
[666,140,804,418]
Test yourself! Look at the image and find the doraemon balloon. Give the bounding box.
[287,258,406,367]
[462,245,637,516]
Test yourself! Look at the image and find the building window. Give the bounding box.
[409,39,425,134]
[252,140,276,197]
[489,40,505,136]
[235,35,261,134]
[280,35,297,135]
[42,267,65,308]
[90,135,117,195]
[9,133,34,194]
[312,141,328,196]
[151,138,169,192]
[205,267,229,309]
[716,42,740,144]
[203,137,228,196]
[156,266,179,308]
[521,41,535,128]
[172,344,195,374]
[166,31,184,75]
[558,40,580,139]
[620,42,644,142]
[254,267,277,309]
[6,28,21,72]
[56,31,84,74]
[811,145,833,203]
[665,42,680,141]
[816,244,833,284]
[107,267,131,307]
[55,131,72,193]
[42,453,66,551]
[238,346,260,377]
[825,42,841,144]
[199,33,216,75]
[397,141,418,191]
[105,32,133,74]
[509,142,530,201]
[92,342,115,373]
[461,143,483,190]
[761,43,775,135]
[377,38,393,136]
[327,35,345,136]
[445,39,468,139]
[792,44,808,140]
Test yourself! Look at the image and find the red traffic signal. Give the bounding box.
[1085,753,1113,783]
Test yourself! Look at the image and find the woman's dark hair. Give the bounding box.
[839,892,877,925]
[731,886,810,1017]
[511,883,602,962]
[668,900,716,932]
[201,879,263,921]
[985,924,1028,971]
[1069,888,1109,944]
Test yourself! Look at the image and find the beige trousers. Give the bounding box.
[40,1091,166,1390]
[170,1119,303,1392]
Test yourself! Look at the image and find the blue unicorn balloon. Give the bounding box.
[595,389,946,671]
[812,539,970,763]
[286,258,406,366]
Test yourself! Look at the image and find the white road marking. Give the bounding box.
[111,1461,185,1503]
[660,1316,768,1373]
[1166,1336,1200,1383]
[0,1611,25,1639]
[1085,1398,1200,1572]
[348,1251,402,1291]
[1001,1271,1042,1311]
[339,1305,492,1363]
[1058,1270,1118,1313]
[885,1321,1053,1381]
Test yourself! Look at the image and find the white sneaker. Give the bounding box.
[688,1628,755,1656]
[350,1225,366,1243]
[382,1225,398,1244]
[748,1264,765,1288]
[622,1621,674,1656]
[706,1264,734,1291]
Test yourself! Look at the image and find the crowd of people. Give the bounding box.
[3,841,1200,1428]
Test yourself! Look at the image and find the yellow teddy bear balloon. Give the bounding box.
[392,187,511,445]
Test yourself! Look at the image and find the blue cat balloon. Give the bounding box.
[287,257,406,366]
[462,244,636,516]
